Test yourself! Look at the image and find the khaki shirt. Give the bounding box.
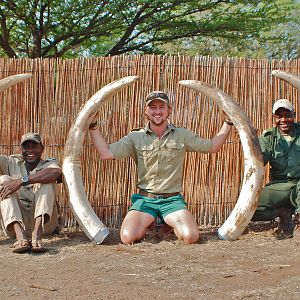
[109,123,212,193]
[259,123,300,180]
[0,154,61,201]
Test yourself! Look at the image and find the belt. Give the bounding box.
[139,190,180,199]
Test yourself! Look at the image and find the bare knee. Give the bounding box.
[164,210,200,244]
[183,230,200,244]
[120,228,142,244]
[0,175,12,184]
[176,227,200,244]
[120,211,154,244]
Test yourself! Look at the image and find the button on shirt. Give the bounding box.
[109,123,212,193]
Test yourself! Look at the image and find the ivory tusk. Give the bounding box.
[0,74,32,92]
[179,80,264,240]
[272,70,300,91]
[63,76,140,244]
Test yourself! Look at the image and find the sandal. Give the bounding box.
[12,239,31,254]
[31,240,47,253]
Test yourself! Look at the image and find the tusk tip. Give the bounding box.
[0,73,33,92]
[179,80,194,85]
[21,73,33,78]
[125,75,140,82]
[271,70,282,76]
[178,80,202,88]
[10,73,32,79]
[15,73,33,80]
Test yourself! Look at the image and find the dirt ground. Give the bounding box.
[0,222,299,300]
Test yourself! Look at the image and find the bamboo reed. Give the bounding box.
[0,56,299,229]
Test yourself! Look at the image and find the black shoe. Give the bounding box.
[274,207,294,240]
[274,228,294,240]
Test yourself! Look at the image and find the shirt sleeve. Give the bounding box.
[42,158,61,169]
[109,134,135,159]
[183,129,212,152]
[258,135,271,165]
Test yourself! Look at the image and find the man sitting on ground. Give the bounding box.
[252,99,300,239]
[0,133,62,253]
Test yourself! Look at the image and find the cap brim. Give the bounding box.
[146,98,170,106]
[272,106,294,114]
[21,139,42,145]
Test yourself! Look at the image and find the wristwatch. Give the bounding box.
[21,175,30,186]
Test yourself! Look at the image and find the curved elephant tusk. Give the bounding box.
[0,74,32,92]
[63,76,140,244]
[272,70,300,91]
[178,80,264,240]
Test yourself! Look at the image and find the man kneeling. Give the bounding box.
[0,133,62,253]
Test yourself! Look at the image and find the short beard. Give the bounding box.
[145,113,170,121]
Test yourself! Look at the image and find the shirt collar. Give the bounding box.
[145,122,175,134]
[17,157,44,174]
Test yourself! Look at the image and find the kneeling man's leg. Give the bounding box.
[120,210,155,244]
[160,195,199,244]
[164,209,199,244]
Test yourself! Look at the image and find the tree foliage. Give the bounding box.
[264,1,300,59]
[0,0,295,58]
[160,0,299,59]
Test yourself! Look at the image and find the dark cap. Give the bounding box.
[145,91,171,107]
[20,132,43,146]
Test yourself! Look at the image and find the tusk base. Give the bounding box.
[217,228,234,241]
[92,227,110,245]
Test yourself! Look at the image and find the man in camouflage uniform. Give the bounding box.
[89,91,233,244]
[252,99,300,239]
[0,133,62,253]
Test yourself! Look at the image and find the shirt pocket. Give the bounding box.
[270,151,287,171]
[163,142,185,161]
[140,144,154,160]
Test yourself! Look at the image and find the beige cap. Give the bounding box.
[145,91,171,107]
[272,99,294,114]
[20,132,43,145]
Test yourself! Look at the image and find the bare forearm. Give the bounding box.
[0,168,61,198]
[28,168,62,184]
[90,128,114,160]
[210,122,232,153]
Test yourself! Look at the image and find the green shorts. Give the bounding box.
[129,193,187,219]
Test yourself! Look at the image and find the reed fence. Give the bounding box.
[0,55,299,230]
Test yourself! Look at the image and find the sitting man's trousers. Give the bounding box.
[0,175,58,237]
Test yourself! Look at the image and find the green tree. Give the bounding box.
[159,0,299,59]
[264,1,300,59]
[0,0,294,58]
